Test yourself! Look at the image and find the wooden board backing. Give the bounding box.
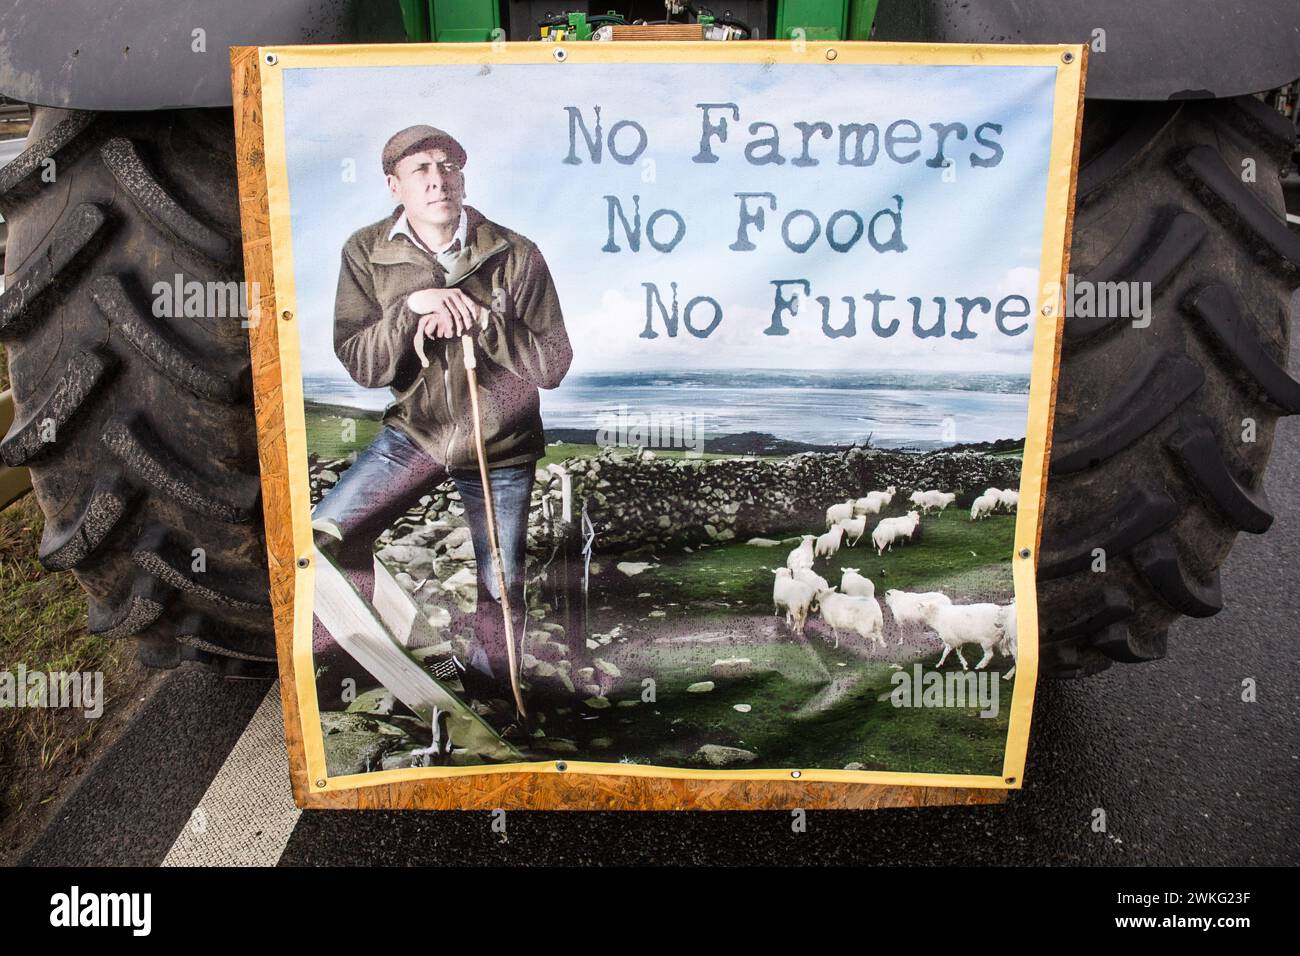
[228,41,1089,811]
[609,24,704,40]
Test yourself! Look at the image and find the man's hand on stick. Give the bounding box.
[411,289,481,367]
[408,287,478,330]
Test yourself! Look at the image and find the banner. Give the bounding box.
[238,40,1084,806]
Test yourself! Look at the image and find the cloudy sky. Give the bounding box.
[280,60,1057,384]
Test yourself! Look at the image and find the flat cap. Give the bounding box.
[381,125,467,175]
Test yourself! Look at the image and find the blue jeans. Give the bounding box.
[312,424,534,682]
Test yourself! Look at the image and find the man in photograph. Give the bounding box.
[313,124,573,703]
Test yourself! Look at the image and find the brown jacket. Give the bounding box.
[333,205,572,470]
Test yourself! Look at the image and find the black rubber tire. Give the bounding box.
[0,107,276,678]
[1039,95,1300,677]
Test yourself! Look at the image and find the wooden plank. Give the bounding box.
[344,778,1007,811]
[609,24,703,40]
[371,555,442,650]
[232,44,317,808]
[313,545,520,762]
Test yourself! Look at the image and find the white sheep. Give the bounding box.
[917,490,957,514]
[826,500,855,528]
[840,568,875,599]
[970,492,999,521]
[772,569,817,634]
[786,534,816,572]
[884,589,952,642]
[815,589,885,649]
[793,567,830,595]
[836,514,867,546]
[915,599,1007,670]
[870,512,920,555]
[1000,601,1018,679]
[855,486,897,516]
[871,519,899,556]
[893,510,921,541]
[771,567,792,615]
[985,487,1018,512]
[815,524,845,558]
[908,489,926,509]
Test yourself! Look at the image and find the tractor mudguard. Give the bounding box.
[0,0,405,110]
[873,0,1300,100]
[2,1,1297,108]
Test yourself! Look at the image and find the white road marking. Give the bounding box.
[162,683,300,867]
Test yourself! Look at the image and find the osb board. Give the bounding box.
[231,41,1086,811]
[609,24,705,40]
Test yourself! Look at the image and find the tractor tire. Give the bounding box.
[1039,95,1300,677]
[0,107,276,678]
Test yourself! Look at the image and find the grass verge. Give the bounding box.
[1,345,157,861]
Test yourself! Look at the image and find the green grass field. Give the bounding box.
[621,505,1016,609]
[559,645,1012,775]
[532,506,1018,774]
[304,403,382,461]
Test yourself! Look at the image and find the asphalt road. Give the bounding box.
[18,373,1300,868]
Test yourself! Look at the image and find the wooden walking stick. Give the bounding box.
[459,331,528,723]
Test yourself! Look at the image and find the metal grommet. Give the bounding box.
[1061,51,1075,64]
[825,49,838,61]
[791,770,802,779]
[556,761,568,772]
[1018,547,1031,559]
[297,557,310,569]
[265,52,278,66]
[553,47,567,62]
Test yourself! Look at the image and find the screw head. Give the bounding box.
[1041,304,1053,316]
[281,310,293,321]
[552,47,567,62]
[265,52,278,65]
[1018,547,1031,559]
[1061,51,1075,64]
[314,778,325,788]
[297,557,309,569]
[825,49,838,61]
[791,770,802,779]
[1005,776,1017,785]
[556,761,568,772]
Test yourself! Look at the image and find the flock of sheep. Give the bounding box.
[970,486,1019,521]
[770,484,1020,676]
